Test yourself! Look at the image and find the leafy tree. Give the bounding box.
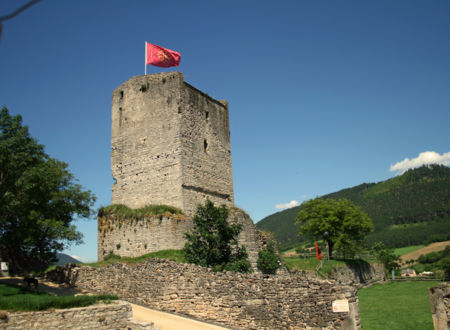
[258,165,450,250]
[0,107,96,273]
[257,241,281,274]
[183,200,251,273]
[296,198,373,259]
[371,242,401,272]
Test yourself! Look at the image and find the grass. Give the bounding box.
[282,256,360,275]
[83,249,186,268]
[394,245,425,256]
[0,283,118,312]
[358,281,438,330]
[98,204,184,219]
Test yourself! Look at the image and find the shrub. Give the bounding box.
[183,200,252,273]
[371,242,401,273]
[257,241,281,274]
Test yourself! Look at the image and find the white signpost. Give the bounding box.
[332,299,349,313]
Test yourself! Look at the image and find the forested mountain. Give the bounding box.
[256,165,450,250]
[55,253,81,266]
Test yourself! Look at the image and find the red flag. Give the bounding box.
[315,242,323,261]
[146,42,181,68]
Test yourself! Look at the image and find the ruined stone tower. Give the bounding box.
[111,72,234,216]
[99,72,262,266]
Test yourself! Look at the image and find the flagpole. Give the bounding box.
[144,41,147,75]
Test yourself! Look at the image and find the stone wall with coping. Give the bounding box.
[0,300,157,330]
[47,259,361,330]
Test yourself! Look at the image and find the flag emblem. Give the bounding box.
[146,42,181,68]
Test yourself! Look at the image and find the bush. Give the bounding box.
[183,200,252,273]
[371,242,401,272]
[257,242,281,274]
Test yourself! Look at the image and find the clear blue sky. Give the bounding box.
[1,0,449,262]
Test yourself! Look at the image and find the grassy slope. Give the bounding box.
[86,250,185,268]
[394,245,425,256]
[257,165,450,249]
[0,283,117,312]
[358,281,438,330]
[283,256,353,275]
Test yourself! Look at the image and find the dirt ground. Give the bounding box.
[400,240,450,265]
[0,277,228,330]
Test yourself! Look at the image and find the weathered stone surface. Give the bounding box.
[98,214,191,259]
[325,263,385,287]
[46,259,361,329]
[429,283,450,330]
[0,300,157,330]
[98,208,263,270]
[110,72,233,216]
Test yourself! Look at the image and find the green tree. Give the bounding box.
[371,242,401,272]
[257,241,281,274]
[0,107,96,273]
[183,200,251,273]
[296,198,373,259]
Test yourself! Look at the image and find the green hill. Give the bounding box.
[256,165,450,250]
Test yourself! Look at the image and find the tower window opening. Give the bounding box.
[206,111,209,120]
[204,139,208,153]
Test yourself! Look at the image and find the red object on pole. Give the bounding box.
[146,42,181,68]
[315,242,323,260]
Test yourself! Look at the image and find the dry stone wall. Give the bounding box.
[47,259,361,330]
[0,300,157,330]
[111,72,234,216]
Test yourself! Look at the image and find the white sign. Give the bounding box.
[1,262,8,271]
[332,299,349,313]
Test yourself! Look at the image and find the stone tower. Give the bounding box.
[111,72,234,216]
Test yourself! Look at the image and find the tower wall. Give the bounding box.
[179,83,234,215]
[110,72,234,215]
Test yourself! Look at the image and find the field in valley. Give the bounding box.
[358,281,438,330]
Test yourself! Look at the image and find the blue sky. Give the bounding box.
[1,0,449,262]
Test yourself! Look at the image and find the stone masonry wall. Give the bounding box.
[428,283,450,330]
[47,259,361,330]
[98,214,191,260]
[328,263,385,287]
[98,208,262,268]
[0,300,157,330]
[179,83,234,215]
[111,72,183,210]
[110,72,234,216]
[228,207,261,270]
